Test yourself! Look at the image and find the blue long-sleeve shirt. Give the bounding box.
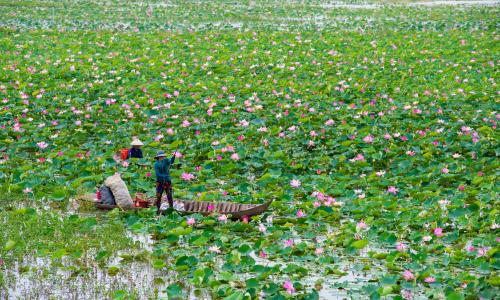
[154,155,175,182]
[128,148,143,158]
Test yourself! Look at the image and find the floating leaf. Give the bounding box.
[4,240,16,251]
[165,283,184,300]
[351,239,369,249]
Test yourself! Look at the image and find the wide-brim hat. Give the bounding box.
[131,139,144,146]
[155,151,166,158]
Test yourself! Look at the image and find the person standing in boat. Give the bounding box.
[129,138,144,159]
[154,150,176,214]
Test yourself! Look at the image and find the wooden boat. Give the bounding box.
[95,199,273,219]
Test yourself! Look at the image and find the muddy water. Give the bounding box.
[2,232,168,300]
[320,0,499,8]
[1,200,164,299]
[2,201,392,299]
[408,0,499,6]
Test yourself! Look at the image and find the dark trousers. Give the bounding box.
[156,181,173,213]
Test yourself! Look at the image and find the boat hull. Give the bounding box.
[94,199,272,219]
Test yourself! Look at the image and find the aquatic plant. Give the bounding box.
[0,0,498,298]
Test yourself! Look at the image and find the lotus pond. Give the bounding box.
[0,0,499,299]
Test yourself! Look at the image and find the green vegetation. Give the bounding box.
[0,0,498,299]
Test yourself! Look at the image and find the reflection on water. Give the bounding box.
[2,233,167,299]
[2,201,395,299]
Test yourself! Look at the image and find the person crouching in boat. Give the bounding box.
[129,138,144,159]
[154,150,176,214]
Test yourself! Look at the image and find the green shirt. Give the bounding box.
[154,155,175,182]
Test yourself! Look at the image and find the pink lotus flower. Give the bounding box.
[325,197,336,206]
[241,215,249,223]
[37,141,48,149]
[230,153,240,161]
[356,221,367,230]
[325,119,334,126]
[208,245,221,253]
[284,239,294,247]
[363,135,374,143]
[458,185,465,191]
[466,244,475,252]
[353,154,365,161]
[396,242,407,252]
[290,179,301,188]
[477,247,488,257]
[387,186,398,195]
[313,201,321,208]
[296,210,305,218]
[315,247,324,255]
[207,204,215,212]
[433,227,443,237]
[13,123,22,132]
[181,173,195,181]
[122,161,129,167]
[218,214,228,223]
[472,132,479,143]
[283,280,295,294]
[259,250,267,258]
[186,218,196,225]
[23,187,33,194]
[424,276,436,283]
[258,224,266,232]
[182,120,190,127]
[441,167,449,174]
[313,192,325,201]
[403,270,414,281]
[401,289,412,300]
